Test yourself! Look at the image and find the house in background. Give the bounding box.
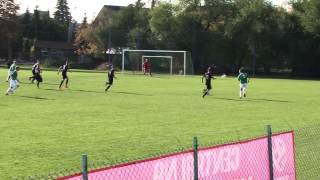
[34,40,75,60]
[92,5,125,28]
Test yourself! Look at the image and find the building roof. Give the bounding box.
[92,5,126,26]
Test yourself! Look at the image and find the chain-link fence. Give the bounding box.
[295,125,320,179]
[15,124,320,180]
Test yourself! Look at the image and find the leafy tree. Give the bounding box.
[21,8,33,38]
[299,0,320,35]
[225,0,283,74]
[74,14,91,55]
[112,0,151,49]
[0,0,20,60]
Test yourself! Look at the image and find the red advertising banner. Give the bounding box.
[60,132,295,180]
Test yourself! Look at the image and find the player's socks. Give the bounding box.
[105,85,111,92]
[202,89,208,98]
[59,80,64,89]
[65,79,69,88]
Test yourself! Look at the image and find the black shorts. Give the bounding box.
[62,73,68,79]
[35,73,43,82]
[108,78,113,85]
[206,83,212,90]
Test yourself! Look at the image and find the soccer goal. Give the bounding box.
[121,49,194,75]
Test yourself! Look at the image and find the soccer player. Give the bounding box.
[142,58,152,76]
[33,61,43,88]
[202,66,214,98]
[58,60,69,89]
[238,68,249,99]
[6,61,16,82]
[29,60,39,83]
[105,64,116,92]
[5,66,20,95]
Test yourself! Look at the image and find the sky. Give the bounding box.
[17,0,289,23]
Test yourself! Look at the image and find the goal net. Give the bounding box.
[120,49,194,75]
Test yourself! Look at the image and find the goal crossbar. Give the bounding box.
[122,49,187,75]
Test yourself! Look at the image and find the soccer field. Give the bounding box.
[0,69,320,178]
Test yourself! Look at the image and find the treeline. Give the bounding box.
[0,0,73,61]
[2,0,320,77]
[75,0,320,77]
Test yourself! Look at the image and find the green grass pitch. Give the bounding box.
[0,69,320,178]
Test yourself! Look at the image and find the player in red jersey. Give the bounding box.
[142,58,152,76]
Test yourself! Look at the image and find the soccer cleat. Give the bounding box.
[5,92,9,96]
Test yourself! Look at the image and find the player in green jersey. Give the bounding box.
[237,68,249,99]
[6,66,20,95]
[6,61,16,82]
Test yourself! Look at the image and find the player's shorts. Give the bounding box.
[9,79,19,90]
[144,68,150,73]
[35,73,43,82]
[108,78,114,85]
[240,83,247,89]
[206,82,212,90]
[62,73,68,79]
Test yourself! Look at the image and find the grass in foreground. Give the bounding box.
[0,69,320,179]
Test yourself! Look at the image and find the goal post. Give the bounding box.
[141,56,173,75]
[121,49,193,75]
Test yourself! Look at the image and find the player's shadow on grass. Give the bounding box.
[249,98,290,103]
[43,88,105,94]
[15,95,55,100]
[70,89,105,94]
[43,88,61,92]
[42,82,60,85]
[213,97,243,102]
[214,97,290,103]
[20,82,60,86]
[114,91,151,96]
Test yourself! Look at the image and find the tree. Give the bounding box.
[81,13,88,27]
[149,3,179,48]
[225,0,283,74]
[54,0,72,25]
[299,0,320,35]
[21,8,33,38]
[151,0,157,8]
[74,14,91,55]
[0,0,20,61]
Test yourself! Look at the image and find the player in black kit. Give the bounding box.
[29,60,39,83]
[58,60,69,89]
[105,65,116,92]
[33,61,43,88]
[202,66,214,98]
